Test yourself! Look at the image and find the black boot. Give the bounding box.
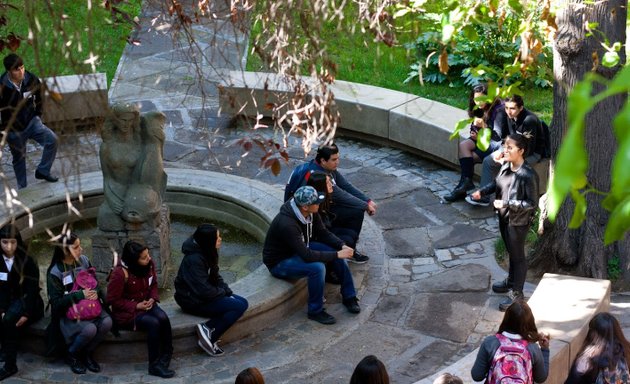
[0,362,17,381]
[444,177,475,202]
[499,290,525,312]
[159,352,173,368]
[84,353,101,373]
[149,362,176,378]
[66,353,86,374]
[492,278,513,293]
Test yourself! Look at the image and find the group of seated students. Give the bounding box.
[0,222,247,380]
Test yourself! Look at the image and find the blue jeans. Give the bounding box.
[269,242,356,315]
[181,295,248,342]
[6,116,58,188]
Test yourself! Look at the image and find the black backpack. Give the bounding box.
[539,120,551,159]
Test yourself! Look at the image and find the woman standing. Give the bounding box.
[471,300,549,383]
[0,224,44,380]
[174,224,248,356]
[107,240,175,378]
[468,134,539,310]
[565,312,630,383]
[444,83,508,202]
[46,232,112,375]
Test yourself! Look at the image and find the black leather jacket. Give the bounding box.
[479,161,539,226]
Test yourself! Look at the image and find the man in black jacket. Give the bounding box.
[263,186,360,325]
[0,54,58,189]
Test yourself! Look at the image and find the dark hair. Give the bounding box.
[505,133,529,157]
[504,94,525,108]
[47,231,80,274]
[122,240,151,277]
[573,313,630,377]
[0,223,27,260]
[468,83,502,122]
[193,223,219,265]
[497,299,539,343]
[349,355,390,384]
[3,53,23,71]
[306,170,331,212]
[235,367,265,384]
[315,143,339,163]
[433,373,464,384]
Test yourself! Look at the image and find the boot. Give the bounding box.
[66,353,86,374]
[444,177,475,202]
[492,278,513,293]
[149,362,176,378]
[499,290,525,312]
[159,352,172,368]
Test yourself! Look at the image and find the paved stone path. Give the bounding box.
[1,1,629,383]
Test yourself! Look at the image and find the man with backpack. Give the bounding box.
[466,95,548,207]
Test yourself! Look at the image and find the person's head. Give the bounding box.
[3,53,24,83]
[503,134,529,164]
[235,367,265,384]
[504,95,525,120]
[122,240,152,277]
[315,143,340,171]
[349,355,390,384]
[48,231,81,272]
[0,223,26,260]
[433,373,464,384]
[293,185,325,216]
[577,312,630,372]
[468,83,489,117]
[498,299,539,342]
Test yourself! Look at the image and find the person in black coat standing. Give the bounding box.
[0,223,44,380]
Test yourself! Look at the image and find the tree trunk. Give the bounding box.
[531,0,628,279]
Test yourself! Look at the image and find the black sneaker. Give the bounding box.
[197,339,225,357]
[149,362,176,378]
[342,297,361,314]
[307,310,336,325]
[465,195,491,207]
[349,251,369,264]
[196,323,214,349]
[499,290,525,312]
[492,278,513,294]
[0,363,17,381]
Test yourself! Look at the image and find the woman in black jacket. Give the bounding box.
[469,133,539,311]
[0,223,44,380]
[174,224,248,357]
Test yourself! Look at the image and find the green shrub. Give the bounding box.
[607,255,622,281]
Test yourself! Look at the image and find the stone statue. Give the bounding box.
[97,103,168,231]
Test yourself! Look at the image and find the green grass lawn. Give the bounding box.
[2,0,142,86]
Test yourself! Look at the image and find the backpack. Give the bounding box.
[486,333,533,384]
[284,162,313,202]
[596,358,630,384]
[66,267,102,321]
[538,120,551,159]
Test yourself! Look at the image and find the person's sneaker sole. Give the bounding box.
[307,311,336,325]
[196,323,213,347]
[349,255,369,264]
[465,195,490,207]
[197,340,222,357]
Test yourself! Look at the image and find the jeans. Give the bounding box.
[6,116,58,188]
[269,242,356,315]
[181,295,248,342]
[330,227,359,248]
[129,305,173,364]
[499,217,529,292]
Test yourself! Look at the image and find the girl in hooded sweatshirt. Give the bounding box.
[174,224,248,357]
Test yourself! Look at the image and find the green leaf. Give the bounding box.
[508,0,524,14]
[602,194,618,212]
[600,64,630,98]
[477,127,491,152]
[568,189,587,228]
[461,25,478,41]
[450,118,474,140]
[604,196,630,245]
[393,8,410,18]
[610,102,630,200]
[612,42,622,51]
[602,51,620,68]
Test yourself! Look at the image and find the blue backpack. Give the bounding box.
[284,162,313,202]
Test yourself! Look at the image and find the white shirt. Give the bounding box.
[3,255,14,272]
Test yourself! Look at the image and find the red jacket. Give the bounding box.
[106,262,159,327]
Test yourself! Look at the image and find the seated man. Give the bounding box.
[284,143,376,264]
[466,95,543,207]
[263,186,360,325]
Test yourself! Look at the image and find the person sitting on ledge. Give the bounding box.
[174,224,248,357]
[263,185,360,325]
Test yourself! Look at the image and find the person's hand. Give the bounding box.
[146,298,155,308]
[493,150,505,164]
[469,129,478,140]
[367,200,377,216]
[224,288,233,297]
[470,190,481,200]
[338,246,354,259]
[493,200,504,209]
[538,332,550,349]
[83,289,98,300]
[136,300,152,311]
[15,316,28,327]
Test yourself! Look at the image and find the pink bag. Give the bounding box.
[66,267,102,321]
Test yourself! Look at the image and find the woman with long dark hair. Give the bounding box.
[46,231,112,375]
[107,240,175,378]
[350,355,390,384]
[235,367,265,384]
[0,223,44,380]
[471,300,549,383]
[565,312,630,383]
[469,133,539,310]
[174,224,248,356]
[444,83,508,202]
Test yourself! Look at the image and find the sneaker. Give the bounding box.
[349,251,369,264]
[465,195,490,207]
[307,310,336,325]
[342,296,361,314]
[196,323,214,348]
[499,290,525,312]
[197,339,224,357]
[492,278,513,294]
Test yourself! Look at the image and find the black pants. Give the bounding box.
[330,206,365,237]
[125,305,173,364]
[0,300,41,366]
[499,218,529,292]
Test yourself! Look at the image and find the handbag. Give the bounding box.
[66,267,102,321]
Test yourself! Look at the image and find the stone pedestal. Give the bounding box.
[92,205,171,285]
